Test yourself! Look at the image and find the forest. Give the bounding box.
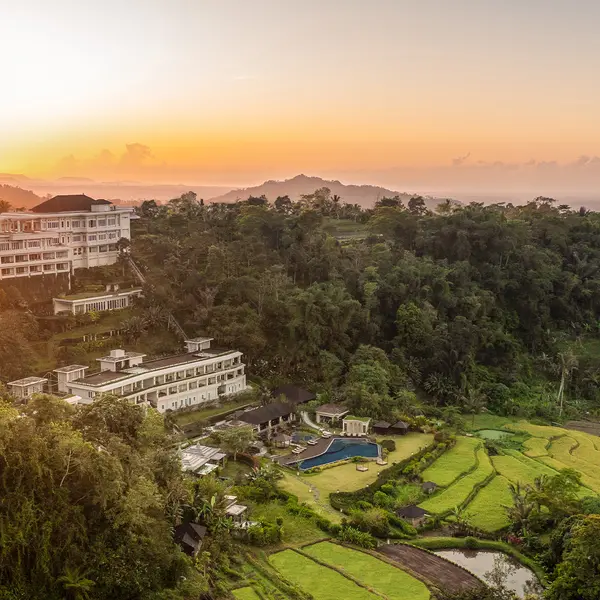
[132,190,600,423]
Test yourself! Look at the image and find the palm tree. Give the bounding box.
[58,567,95,600]
[0,200,12,213]
[556,349,578,416]
[462,386,487,427]
[503,482,534,531]
[121,315,147,341]
[142,304,168,329]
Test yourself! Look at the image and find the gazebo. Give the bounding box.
[315,403,349,425]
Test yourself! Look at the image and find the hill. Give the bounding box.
[207,174,446,209]
[0,185,43,210]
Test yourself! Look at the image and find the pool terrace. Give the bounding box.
[278,436,380,469]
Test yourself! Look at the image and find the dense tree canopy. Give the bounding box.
[133,194,600,419]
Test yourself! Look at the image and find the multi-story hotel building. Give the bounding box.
[56,337,248,413]
[0,194,133,281]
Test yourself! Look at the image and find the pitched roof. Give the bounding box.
[174,522,207,554]
[373,421,391,428]
[238,402,295,425]
[396,505,428,519]
[315,403,348,416]
[271,385,316,405]
[32,194,111,213]
[392,421,409,429]
[422,481,437,491]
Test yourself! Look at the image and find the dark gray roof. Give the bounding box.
[396,505,428,519]
[392,421,409,429]
[271,385,316,405]
[373,421,391,428]
[238,402,295,425]
[174,522,207,554]
[32,194,111,213]
[422,481,437,490]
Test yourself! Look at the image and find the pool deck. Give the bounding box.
[277,436,378,468]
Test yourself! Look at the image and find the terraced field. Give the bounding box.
[270,546,430,600]
[269,550,382,600]
[419,446,493,514]
[304,542,430,600]
[523,436,549,458]
[232,587,261,600]
[544,435,600,492]
[464,475,513,532]
[421,437,480,487]
[491,453,559,487]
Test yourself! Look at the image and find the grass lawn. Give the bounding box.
[172,397,254,426]
[419,445,493,514]
[232,587,261,600]
[304,542,430,600]
[278,473,343,522]
[421,436,480,487]
[269,550,380,600]
[249,501,325,546]
[463,475,513,532]
[280,433,432,513]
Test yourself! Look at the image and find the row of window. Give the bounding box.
[0,263,69,277]
[0,251,68,264]
[72,244,117,255]
[46,218,118,229]
[0,238,61,252]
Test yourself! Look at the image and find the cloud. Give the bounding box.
[452,152,471,166]
[119,143,154,168]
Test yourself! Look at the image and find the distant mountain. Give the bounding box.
[207,174,446,209]
[0,185,43,210]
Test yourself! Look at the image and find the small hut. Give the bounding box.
[373,421,391,435]
[422,481,437,494]
[390,421,409,435]
[396,505,429,527]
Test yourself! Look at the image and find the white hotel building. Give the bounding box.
[0,194,133,281]
[54,337,248,413]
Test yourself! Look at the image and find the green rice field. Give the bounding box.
[491,453,559,487]
[419,445,493,514]
[523,436,549,458]
[232,587,261,600]
[304,542,430,600]
[269,550,379,600]
[421,436,480,487]
[464,475,513,532]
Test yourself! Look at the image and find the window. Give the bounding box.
[89,247,98,253]
[0,256,14,264]
[16,267,27,274]
[178,384,187,392]
[87,234,97,241]
[189,381,197,390]
[27,241,41,248]
[56,263,69,270]
[88,220,96,227]
[98,234,106,240]
[1,268,14,276]
[99,245,107,253]
[30,266,41,273]
[108,244,117,251]
[43,264,55,271]
[47,221,59,229]
[98,219,106,227]
[72,235,81,242]
[108,232,117,239]
[29,254,41,261]
[108,218,116,226]
[72,220,80,228]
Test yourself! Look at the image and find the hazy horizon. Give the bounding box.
[3,1,600,198]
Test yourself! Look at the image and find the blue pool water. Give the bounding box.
[299,438,379,470]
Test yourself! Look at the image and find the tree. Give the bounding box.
[546,515,600,600]
[214,425,256,460]
[58,567,95,600]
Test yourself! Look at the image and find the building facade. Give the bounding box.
[61,338,247,413]
[53,286,142,315]
[0,194,133,281]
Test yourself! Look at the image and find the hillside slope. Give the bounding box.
[208,174,446,209]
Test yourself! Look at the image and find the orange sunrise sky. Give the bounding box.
[3,0,600,194]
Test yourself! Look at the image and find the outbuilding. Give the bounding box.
[396,505,429,527]
[315,403,349,425]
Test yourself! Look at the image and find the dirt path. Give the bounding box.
[379,544,483,595]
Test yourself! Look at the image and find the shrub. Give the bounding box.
[381,439,396,452]
[338,526,377,549]
[388,513,417,536]
[357,501,374,510]
[465,536,479,549]
[373,491,395,509]
[380,483,395,495]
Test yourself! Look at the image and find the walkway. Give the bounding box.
[301,411,323,432]
[378,544,483,595]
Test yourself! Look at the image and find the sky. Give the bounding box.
[2,0,600,193]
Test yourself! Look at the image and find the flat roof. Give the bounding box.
[8,377,47,386]
[56,288,142,301]
[344,415,371,422]
[97,351,146,363]
[54,364,89,373]
[185,336,214,343]
[73,348,241,387]
[225,504,247,516]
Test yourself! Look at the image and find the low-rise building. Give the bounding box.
[53,285,142,315]
[60,337,247,412]
[396,505,429,527]
[342,415,371,437]
[7,376,47,400]
[224,495,248,524]
[174,522,207,557]
[270,385,316,406]
[180,444,227,476]
[238,402,296,435]
[315,403,348,424]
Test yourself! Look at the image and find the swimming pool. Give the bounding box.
[298,438,379,470]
